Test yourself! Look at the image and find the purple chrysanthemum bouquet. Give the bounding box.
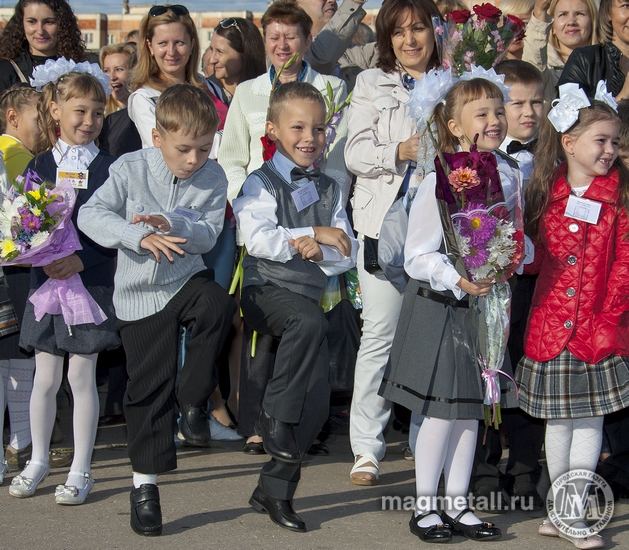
[435,137,524,428]
[0,170,106,329]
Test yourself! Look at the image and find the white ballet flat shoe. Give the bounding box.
[9,460,50,498]
[539,517,560,537]
[55,472,95,505]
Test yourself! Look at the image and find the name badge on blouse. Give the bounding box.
[173,206,202,223]
[564,195,601,224]
[56,168,89,190]
[291,180,319,212]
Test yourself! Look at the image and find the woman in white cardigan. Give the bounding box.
[218,0,350,205]
[344,0,441,486]
[522,0,598,102]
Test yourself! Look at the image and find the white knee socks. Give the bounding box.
[413,417,480,526]
[21,351,99,489]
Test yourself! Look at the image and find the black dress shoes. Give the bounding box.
[409,510,452,543]
[130,484,162,536]
[249,486,306,532]
[98,414,126,427]
[511,481,545,512]
[442,508,502,541]
[306,442,329,455]
[242,441,266,455]
[179,404,211,447]
[255,411,300,464]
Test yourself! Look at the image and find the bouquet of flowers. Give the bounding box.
[435,136,523,427]
[432,4,523,76]
[0,170,107,328]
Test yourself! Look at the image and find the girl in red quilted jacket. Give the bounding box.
[519,88,629,549]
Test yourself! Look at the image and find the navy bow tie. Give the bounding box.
[507,139,537,155]
[290,166,320,183]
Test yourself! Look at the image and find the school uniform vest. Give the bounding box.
[242,161,338,301]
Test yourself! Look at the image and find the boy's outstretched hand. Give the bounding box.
[290,236,324,262]
[132,214,171,232]
[141,233,187,263]
[312,226,352,257]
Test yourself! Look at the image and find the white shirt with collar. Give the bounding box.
[52,139,99,170]
[500,136,534,192]
[233,151,357,276]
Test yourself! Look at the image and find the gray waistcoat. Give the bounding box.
[242,161,338,301]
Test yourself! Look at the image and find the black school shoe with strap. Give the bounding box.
[409,510,452,543]
[130,484,162,536]
[441,508,502,541]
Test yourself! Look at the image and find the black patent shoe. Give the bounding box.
[179,404,211,447]
[255,411,300,464]
[409,510,452,543]
[130,484,162,536]
[242,441,266,455]
[249,486,306,532]
[441,508,502,541]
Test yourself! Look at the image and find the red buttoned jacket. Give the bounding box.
[524,166,629,363]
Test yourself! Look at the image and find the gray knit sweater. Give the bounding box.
[78,147,227,321]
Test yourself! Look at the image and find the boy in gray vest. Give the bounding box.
[79,85,236,536]
[233,81,357,532]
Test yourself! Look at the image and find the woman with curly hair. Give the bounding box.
[0,0,87,94]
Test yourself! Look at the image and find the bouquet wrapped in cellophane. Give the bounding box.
[435,136,523,427]
[432,4,524,76]
[0,170,107,329]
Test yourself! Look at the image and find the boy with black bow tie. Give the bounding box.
[233,81,357,532]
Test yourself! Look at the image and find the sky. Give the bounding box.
[0,0,376,15]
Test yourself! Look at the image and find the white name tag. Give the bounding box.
[56,168,89,189]
[291,180,320,212]
[564,195,601,224]
[174,206,202,222]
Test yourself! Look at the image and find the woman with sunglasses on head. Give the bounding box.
[128,4,228,150]
[0,0,88,94]
[99,43,142,159]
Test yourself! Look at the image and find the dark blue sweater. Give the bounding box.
[25,150,117,289]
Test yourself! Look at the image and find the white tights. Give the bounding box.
[21,351,99,488]
[545,417,604,523]
[0,358,35,450]
[414,417,480,526]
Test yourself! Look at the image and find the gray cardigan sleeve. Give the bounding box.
[305,0,367,75]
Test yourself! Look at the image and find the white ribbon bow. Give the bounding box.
[406,68,454,129]
[594,80,618,111]
[30,56,111,96]
[548,83,591,132]
[458,65,512,103]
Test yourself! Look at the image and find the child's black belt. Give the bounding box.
[416,286,470,309]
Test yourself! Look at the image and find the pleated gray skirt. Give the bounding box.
[379,278,518,419]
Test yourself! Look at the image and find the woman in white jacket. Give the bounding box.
[344,0,441,486]
[218,0,350,205]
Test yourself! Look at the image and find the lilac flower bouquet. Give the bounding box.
[0,170,106,328]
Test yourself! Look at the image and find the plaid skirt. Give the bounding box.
[517,349,629,419]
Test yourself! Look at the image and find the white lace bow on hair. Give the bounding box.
[29,57,111,96]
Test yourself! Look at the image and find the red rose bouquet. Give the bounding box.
[432,4,520,76]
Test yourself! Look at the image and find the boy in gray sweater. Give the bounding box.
[78,85,236,537]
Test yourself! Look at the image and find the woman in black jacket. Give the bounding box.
[0,0,87,94]
[558,0,629,98]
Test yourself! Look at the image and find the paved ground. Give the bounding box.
[0,391,628,549]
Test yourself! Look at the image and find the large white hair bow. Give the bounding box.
[406,68,454,128]
[459,65,511,103]
[549,80,618,132]
[30,57,111,96]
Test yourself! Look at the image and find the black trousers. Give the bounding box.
[240,285,328,424]
[471,275,544,491]
[599,407,629,490]
[118,271,236,474]
[241,284,330,500]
